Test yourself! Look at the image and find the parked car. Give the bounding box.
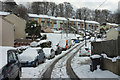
[74,37,81,43]
[57,39,72,51]
[0,46,21,80]
[71,40,75,46]
[43,48,55,59]
[18,47,46,67]
[54,46,62,55]
[37,40,52,48]
[79,47,90,56]
[17,46,30,54]
[79,37,84,41]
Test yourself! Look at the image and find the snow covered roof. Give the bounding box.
[37,40,50,45]
[85,21,99,25]
[0,46,15,69]
[28,14,50,18]
[0,11,10,16]
[68,18,77,21]
[107,23,118,26]
[50,16,67,21]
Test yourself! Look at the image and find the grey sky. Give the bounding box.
[2,0,120,12]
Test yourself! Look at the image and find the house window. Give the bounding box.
[41,18,45,21]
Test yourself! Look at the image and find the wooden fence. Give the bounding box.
[91,36,120,57]
[91,36,120,76]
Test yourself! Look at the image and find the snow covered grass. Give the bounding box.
[71,52,120,78]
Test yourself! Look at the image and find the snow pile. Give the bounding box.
[101,54,120,62]
[90,55,101,59]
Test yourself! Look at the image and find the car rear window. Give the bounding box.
[37,49,43,54]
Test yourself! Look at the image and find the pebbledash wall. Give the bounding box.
[91,36,120,76]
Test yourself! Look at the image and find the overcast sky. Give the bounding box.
[2,0,120,12]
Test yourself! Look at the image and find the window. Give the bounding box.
[12,52,17,61]
[8,53,14,63]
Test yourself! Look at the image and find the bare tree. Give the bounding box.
[49,2,56,16]
[58,3,64,17]
[64,2,74,18]
[15,4,28,21]
[31,2,40,14]
[3,0,17,12]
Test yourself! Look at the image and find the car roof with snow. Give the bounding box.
[0,46,16,69]
[37,40,50,45]
[18,47,42,62]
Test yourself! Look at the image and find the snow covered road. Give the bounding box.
[51,42,84,79]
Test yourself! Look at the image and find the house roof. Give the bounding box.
[4,14,26,23]
[0,11,10,16]
[85,21,99,25]
[107,23,118,26]
[50,16,67,21]
[28,14,50,18]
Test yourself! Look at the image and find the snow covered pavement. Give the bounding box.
[71,52,120,79]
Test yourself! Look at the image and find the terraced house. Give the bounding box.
[28,14,50,28]
[28,13,100,31]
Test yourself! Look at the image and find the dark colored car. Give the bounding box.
[18,47,46,67]
[0,47,21,80]
[55,47,62,55]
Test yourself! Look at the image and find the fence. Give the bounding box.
[91,36,120,76]
[91,36,120,57]
[14,39,40,47]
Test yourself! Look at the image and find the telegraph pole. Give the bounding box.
[84,17,87,47]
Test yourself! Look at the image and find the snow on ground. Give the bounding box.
[21,43,80,79]
[51,43,81,78]
[71,50,119,79]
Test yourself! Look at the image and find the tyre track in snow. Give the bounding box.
[66,44,84,80]
[41,43,83,80]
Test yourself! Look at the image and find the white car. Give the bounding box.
[79,47,90,56]
[43,48,55,59]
